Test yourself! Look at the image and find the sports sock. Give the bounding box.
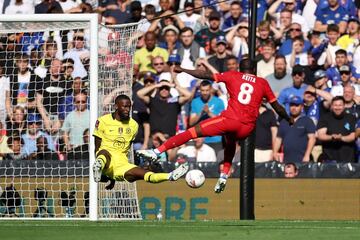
[96,155,107,170]
[144,172,170,183]
[222,162,232,175]
[156,128,197,153]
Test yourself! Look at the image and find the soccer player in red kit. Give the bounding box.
[137,57,293,193]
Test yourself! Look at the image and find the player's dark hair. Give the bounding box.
[226,55,238,63]
[239,58,256,74]
[180,27,193,35]
[331,96,345,104]
[200,80,212,87]
[335,49,347,56]
[285,162,298,172]
[115,94,131,104]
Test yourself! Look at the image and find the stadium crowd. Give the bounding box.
[0,0,360,170]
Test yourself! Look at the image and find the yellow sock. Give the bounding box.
[96,155,106,170]
[144,172,170,183]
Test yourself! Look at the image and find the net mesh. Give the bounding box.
[0,19,141,219]
[98,23,142,219]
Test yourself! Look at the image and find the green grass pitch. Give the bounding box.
[0,220,359,240]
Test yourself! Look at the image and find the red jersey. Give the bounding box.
[214,71,276,124]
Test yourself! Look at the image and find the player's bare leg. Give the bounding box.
[93,150,111,182]
[215,133,237,193]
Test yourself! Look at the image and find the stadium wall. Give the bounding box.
[137,179,360,220]
[1,178,359,219]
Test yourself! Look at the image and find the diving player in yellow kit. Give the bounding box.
[92,94,188,188]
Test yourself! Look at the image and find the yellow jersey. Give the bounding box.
[93,113,138,157]
[134,46,169,73]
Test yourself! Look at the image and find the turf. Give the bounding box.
[0,220,359,240]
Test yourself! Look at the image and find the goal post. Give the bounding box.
[0,14,142,220]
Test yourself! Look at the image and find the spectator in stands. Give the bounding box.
[58,0,79,13]
[330,65,360,96]
[221,1,245,31]
[176,27,206,88]
[31,136,59,161]
[256,20,275,53]
[6,106,27,136]
[159,25,181,55]
[313,0,349,34]
[61,92,90,152]
[61,58,75,83]
[324,24,341,67]
[5,0,34,15]
[126,1,143,24]
[9,54,37,114]
[148,9,185,35]
[100,0,130,24]
[225,21,249,62]
[34,40,58,79]
[207,36,231,73]
[58,77,85,121]
[347,29,360,75]
[179,1,201,30]
[303,85,333,125]
[36,58,70,134]
[63,32,89,79]
[268,0,310,34]
[177,137,217,162]
[326,49,359,86]
[22,113,55,156]
[278,22,311,57]
[257,39,276,78]
[343,85,360,120]
[255,103,278,163]
[317,96,356,162]
[134,31,169,74]
[132,74,151,151]
[35,0,63,14]
[0,64,10,126]
[313,69,331,92]
[67,128,89,160]
[150,56,166,80]
[137,73,191,137]
[195,10,225,54]
[4,135,27,160]
[265,54,293,96]
[189,80,225,153]
[278,64,308,112]
[273,9,293,43]
[286,36,308,69]
[137,4,156,33]
[337,17,359,53]
[284,162,298,178]
[273,96,316,163]
[0,121,11,160]
[0,33,21,75]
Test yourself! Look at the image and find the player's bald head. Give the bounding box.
[115,94,131,104]
[240,58,256,74]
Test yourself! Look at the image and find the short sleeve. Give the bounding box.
[213,71,233,83]
[304,117,316,134]
[317,114,328,130]
[93,118,105,139]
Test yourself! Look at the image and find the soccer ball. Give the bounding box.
[185,169,205,188]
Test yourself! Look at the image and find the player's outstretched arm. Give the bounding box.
[270,101,294,125]
[173,65,214,81]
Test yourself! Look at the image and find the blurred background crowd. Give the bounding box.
[0,0,360,174]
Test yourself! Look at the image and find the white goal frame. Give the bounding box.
[0,14,99,221]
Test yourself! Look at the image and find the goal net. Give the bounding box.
[0,14,142,220]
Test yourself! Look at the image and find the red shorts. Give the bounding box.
[199,116,254,139]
